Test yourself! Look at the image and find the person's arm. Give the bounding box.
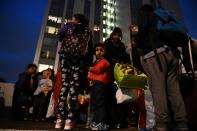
[85,32,94,66]
[58,22,73,42]
[14,72,27,95]
[43,80,53,91]
[135,10,157,49]
[104,39,112,63]
[118,43,130,64]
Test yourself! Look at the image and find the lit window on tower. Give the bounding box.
[38,64,53,72]
[102,0,116,41]
[48,16,62,23]
[46,26,58,34]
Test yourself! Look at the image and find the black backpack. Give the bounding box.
[137,5,190,72]
[154,8,189,48]
[61,23,91,56]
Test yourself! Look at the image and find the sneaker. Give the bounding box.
[140,128,153,131]
[90,122,96,129]
[24,117,28,121]
[91,122,107,130]
[55,119,63,129]
[85,122,90,129]
[64,119,75,130]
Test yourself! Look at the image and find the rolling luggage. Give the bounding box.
[179,38,197,130]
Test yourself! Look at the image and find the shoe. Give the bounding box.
[41,118,45,121]
[91,122,107,130]
[140,128,153,131]
[90,122,96,129]
[24,117,28,121]
[85,122,90,129]
[116,123,128,129]
[176,128,188,131]
[35,118,40,122]
[55,119,63,129]
[64,119,74,130]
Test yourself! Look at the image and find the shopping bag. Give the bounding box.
[144,88,155,129]
[114,63,147,89]
[46,93,55,118]
[114,81,139,104]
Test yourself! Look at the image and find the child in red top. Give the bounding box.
[88,43,110,130]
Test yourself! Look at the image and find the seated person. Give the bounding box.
[33,69,53,121]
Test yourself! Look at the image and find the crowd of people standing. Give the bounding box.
[12,4,191,131]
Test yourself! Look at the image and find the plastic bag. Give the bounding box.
[114,81,139,104]
[46,93,55,118]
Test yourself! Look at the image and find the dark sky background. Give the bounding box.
[0,0,196,83]
[0,0,47,82]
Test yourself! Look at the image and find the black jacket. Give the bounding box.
[135,10,164,55]
[104,38,130,67]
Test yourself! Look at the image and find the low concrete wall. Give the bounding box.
[0,82,14,107]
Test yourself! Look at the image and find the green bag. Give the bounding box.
[114,63,147,89]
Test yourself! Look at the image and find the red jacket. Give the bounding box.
[88,58,110,85]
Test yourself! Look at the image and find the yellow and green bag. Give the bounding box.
[114,63,147,89]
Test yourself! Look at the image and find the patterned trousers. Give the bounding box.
[56,56,84,121]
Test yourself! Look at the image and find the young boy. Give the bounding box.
[88,43,110,130]
[33,69,53,121]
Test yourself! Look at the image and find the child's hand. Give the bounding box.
[43,90,48,96]
[42,88,48,96]
[89,80,94,87]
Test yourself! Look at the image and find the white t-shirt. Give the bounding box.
[34,78,53,95]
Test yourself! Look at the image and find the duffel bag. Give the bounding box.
[114,63,147,89]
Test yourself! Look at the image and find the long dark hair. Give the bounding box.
[73,14,89,34]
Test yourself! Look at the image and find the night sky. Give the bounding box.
[0,0,196,83]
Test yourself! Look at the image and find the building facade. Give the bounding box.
[34,0,183,72]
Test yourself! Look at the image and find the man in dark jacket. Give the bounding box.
[12,64,37,120]
[104,27,130,129]
[136,4,188,131]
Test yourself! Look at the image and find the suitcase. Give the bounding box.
[179,39,196,98]
[179,38,197,130]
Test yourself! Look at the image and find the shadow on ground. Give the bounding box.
[0,107,138,131]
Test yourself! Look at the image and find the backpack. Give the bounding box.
[61,23,91,56]
[154,8,189,47]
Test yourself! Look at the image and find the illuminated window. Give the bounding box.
[103,0,116,38]
[48,16,57,22]
[57,17,62,23]
[48,15,62,23]
[38,64,53,72]
[46,26,58,34]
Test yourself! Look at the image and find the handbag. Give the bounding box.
[114,81,139,104]
[114,63,147,89]
[46,93,55,118]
